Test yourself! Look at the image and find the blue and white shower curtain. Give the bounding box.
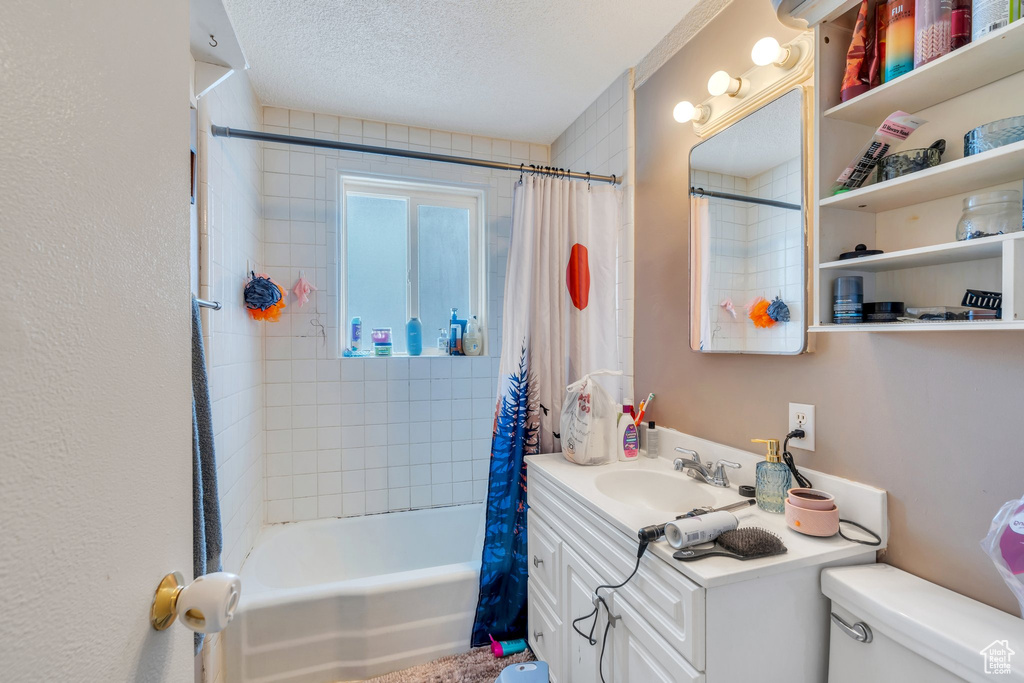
[471,175,620,646]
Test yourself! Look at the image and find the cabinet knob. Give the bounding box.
[533,556,543,567]
[534,630,543,639]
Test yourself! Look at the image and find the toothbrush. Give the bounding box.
[634,392,655,427]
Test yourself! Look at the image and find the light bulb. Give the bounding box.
[751,37,783,65]
[673,101,695,122]
[672,101,709,124]
[708,71,741,97]
[751,36,797,67]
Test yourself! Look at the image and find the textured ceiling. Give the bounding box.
[689,89,802,177]
[222,0,702,142]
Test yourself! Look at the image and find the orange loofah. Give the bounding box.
[247,283,287,322]
[748,297,776,328]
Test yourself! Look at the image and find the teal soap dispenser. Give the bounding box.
[752,438,790,514]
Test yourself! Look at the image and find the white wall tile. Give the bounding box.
[256,106,550,521]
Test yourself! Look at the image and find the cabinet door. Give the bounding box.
[563,547,614,683]
[611,594,704,683]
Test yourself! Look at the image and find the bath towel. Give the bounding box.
[192,296,222,652]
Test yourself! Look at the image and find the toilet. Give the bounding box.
[823,564,1024,682]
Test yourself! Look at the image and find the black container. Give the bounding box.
[864,301,905,322]
[833,276,864,324]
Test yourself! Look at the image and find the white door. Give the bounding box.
[0,2,195,682]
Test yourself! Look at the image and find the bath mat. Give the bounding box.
[355,646,535,683]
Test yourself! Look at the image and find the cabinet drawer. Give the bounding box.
[527,511,561,608]
[528,585,562,683]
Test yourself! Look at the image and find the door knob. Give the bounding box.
[151,571,241,633]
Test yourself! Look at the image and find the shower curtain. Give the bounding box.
[471,175,620,646]
[690,195,711,350]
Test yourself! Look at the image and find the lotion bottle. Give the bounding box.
[752,438,790,513]
[617,407,640,461]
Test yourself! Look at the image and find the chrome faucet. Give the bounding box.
[673,447,741,488]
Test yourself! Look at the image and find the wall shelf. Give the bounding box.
[823,20,1024,125]
[811,10,1024,333]
[810,320,1023,332]
[819,139,1024,213]
[820,233,1024,272]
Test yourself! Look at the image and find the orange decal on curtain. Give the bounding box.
[566,243,590,311]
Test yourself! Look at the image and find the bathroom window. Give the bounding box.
[339,176,485,356]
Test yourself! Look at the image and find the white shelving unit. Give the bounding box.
[822,20,1024,125]
[820,140,1024,213]
[810,11,1024,333]
[820,232,1024,272]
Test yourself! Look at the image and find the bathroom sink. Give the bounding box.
[593,469,715,514]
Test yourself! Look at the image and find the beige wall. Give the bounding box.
[0,0,193,681]
[634,0,1024,615]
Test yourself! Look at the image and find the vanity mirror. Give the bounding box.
[689,88,811,354]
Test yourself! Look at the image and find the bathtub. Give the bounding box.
[223,503,485,682]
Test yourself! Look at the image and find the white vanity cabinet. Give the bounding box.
[525,451,885,683]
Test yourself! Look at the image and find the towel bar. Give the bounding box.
[197,298,221,310]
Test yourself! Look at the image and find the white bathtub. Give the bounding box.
[223,503,485,682]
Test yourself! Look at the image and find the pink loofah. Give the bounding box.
[292,276,316,307]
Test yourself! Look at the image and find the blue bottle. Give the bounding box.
[449,308,465,355]
[350,316,362,351]
[406,317,422,356]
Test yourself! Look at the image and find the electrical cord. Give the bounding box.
[780,429,881,546]
[782,429,813,489]
[838,519,883,546]
[571,542,646,683]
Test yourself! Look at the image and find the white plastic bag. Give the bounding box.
[981,495,1024,615]
[560,370,621,466]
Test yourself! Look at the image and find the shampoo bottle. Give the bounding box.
[752,438,791,514]
[406,317,422,356]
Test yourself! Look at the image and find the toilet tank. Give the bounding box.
[822,564,1024,683]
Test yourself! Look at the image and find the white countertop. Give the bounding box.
[526,446,888,588]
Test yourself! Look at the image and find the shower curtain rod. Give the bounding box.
[211,125,620,185]
[690,186,801,211]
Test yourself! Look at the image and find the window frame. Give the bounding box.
[338,174,486,357]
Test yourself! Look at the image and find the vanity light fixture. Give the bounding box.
[673,101,710,124]
[751,36,800,68]
[707,70,749,98]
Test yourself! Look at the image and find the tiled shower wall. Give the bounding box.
[197,72,265,576]
[258,105,549,523]
[550,69,635,401]
[693,157,803,353]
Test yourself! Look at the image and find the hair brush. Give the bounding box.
[672,527,787,561]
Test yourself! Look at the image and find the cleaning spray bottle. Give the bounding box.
[752,438,791,514]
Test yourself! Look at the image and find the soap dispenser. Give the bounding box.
[752,438,790,514]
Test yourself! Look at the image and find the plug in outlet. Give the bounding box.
[788,403,815,451]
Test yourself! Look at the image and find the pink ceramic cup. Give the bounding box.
[787,487,835,511]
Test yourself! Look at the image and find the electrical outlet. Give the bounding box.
[788,403,815,451]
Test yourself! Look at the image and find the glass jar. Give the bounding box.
[955,190,1023,241]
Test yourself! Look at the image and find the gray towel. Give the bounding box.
[192,297,222,652]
